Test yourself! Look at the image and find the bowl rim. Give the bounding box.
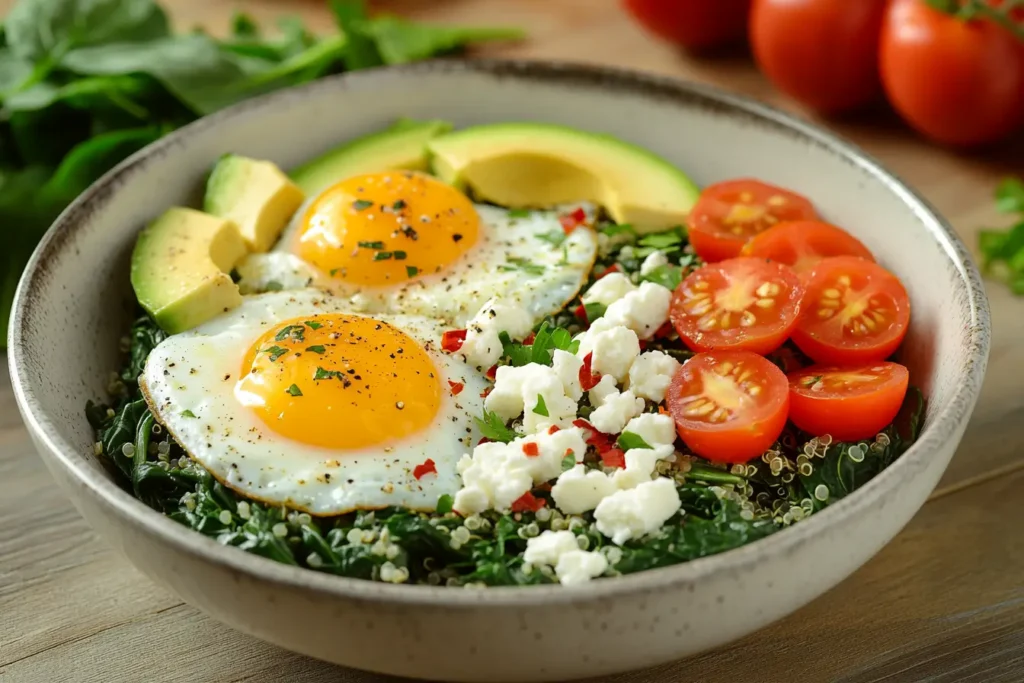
[8,58,991,607]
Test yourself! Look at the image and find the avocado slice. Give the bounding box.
[203,154,305,253]
[131,208,248,334]
[290,118,453,195]
[427,123,700,231]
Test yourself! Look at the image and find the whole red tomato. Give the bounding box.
[750,0,888,114]
[880,0,1024,147]
[623,0,752,52]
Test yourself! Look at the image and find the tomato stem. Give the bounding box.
[929,0,1024,41]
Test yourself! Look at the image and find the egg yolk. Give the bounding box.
[295,171,480,286]
[236,314,441,450]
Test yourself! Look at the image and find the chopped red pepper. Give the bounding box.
[654,321,675,339]
[441,329,467,352]
[478,437,492,445]
[523,332,536,345]
[548,424,561,434]
[595,264,620,280]
[600,448,626,469]
[574,303,589,327]
[448,380,464,396]
[579,352,600,391]
[638,340,648,351]
[480,386,493,399]
[559,207,587,234]
[412,459,437,480]
[511,491,547,513]
[522,442,540,457]
[486,364,498,380]
[573,418,615,453]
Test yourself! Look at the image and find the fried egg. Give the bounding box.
[235,171,598,326]
[140,290,489,515]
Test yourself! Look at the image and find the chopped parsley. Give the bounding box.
[532,394,549,417]
[358,240,385,249]
[373,252,394,261]
[617,431,652,451]
[536,229,567,247]
[306,345,326,355]
[393,199,407,211]
[406,266,420,277]
[640,263,686,290]
[264,280,283,291]
[393,250,407,260]
[561,452,576,471]
[500,322,578,367]
[600,222,637,239]
[304,320,323,330]
[507,208,531,218]
[498,257,545,275]
[475,410,520,443]
[352,199,374,211]
[263,345,288,362]
[436,494,454,514]
[180,409,197,418]
[286,384,303,397]
[314,367,346,381]
[275,324,305,343]
[582,302,606,322]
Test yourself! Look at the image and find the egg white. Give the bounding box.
[140,290,489,515]
[235,202,599,327]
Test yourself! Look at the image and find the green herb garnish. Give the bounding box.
[180,409,196,418]
[406,265,419,277]
[358,240,385,249]
[978,177,1024,294]
[561,452,576,471]
[352,199,374,211]
[393,250,407,260]
[507,208,531,218]
[436,494,454,515]
[475,410,520,443]
[263,345,288,362]
[306,345,326,354]
[304,320,323,330]
[536,230,567,247]
[617,431,652,451]
[393,199,407,210]
[287,384,303,397]
[264,280,283,291]
[499,322,579,367]
[640,264,685,290]
[275,325,305,343]
[532,394,549,417]
[314,367,346,381]
[373,252,393,261]
[498,257,545,275]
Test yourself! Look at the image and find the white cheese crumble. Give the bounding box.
[588,389,645,435]
[640,250,670,276]
[485,363,578,433]
[581,272,637,307]
[587,374,618,408]
[602,282,672,340]
[552,349,583,401]
[594,477,682,545]
[460,297,533,369]
[627,350,681,402]
[551,465,618,514]
[453,428,587,515]
[555,549,609,585]
[587,324,641,383]
[613,445,675,490]
[623,413,678,449]
[524,530,608,585]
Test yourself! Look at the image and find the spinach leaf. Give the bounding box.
[329,0,384,70]
[99,398,148,477]
[4,0,169,62]
[359,15,524,64]
[640,263,684,290]
[120,313,166,384]
[499,322,579,367]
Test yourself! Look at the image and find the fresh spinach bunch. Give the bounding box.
[978,178,1024,294]
[0,0,523,346]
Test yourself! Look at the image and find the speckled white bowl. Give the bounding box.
[9,60,989,682]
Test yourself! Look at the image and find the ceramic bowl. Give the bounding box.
[9,60,990,682]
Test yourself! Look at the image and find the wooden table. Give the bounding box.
[3,1,1024,681]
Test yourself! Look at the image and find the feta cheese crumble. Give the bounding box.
[613,445,675,490]
[587,324,640,382]
[602,282,672,340]
[627,350,681,402]
[485,363,578,433]
[552,465,617,514]
[623,413,677,449]
[588,389,645,435]
[594,477,682,545]
[581,272,637,307]
[640,250,670,276]
[524,530,608,585]
[460,297,533,369]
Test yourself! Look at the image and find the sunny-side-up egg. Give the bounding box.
[234,171,599,326]
[139,290,490,515]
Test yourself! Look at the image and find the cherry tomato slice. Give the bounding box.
[741,220,875,279]
[666,351,789,463]
[792,256,911,365]
[670,257,804,355]
[788,362,909,441]
[688,179,818,262]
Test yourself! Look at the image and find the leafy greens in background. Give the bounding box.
[978,178,1024,294]
[0,0,524,347]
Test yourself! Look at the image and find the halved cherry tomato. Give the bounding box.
[670,257,804,355]
[792,256,911,365]
[788,362,909,441]
[666,350,789,463]
[688,180,819,263]
[741,220,875,279]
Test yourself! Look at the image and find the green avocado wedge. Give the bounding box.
[427,122,700,231]
[290,118,454,195]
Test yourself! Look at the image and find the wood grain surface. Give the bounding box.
[2,1,1024,681]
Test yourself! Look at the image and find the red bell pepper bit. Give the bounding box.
[480,386,493,399]
[654,321,675,339]
[448,380,464,396]
[600,448,626,469]
[412,459,437,480]
[523,332,536,345]
[574,303,589,327]
[595,263,620,280]
[559,207,587,234]
[548,424,561,434]
[573,418,615,454]
[511,491,547,513]
[477,437,492,445]
[486,364,498,381]
[441,329,467,352]
[579,352,600,391]
[522,442,540,457]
